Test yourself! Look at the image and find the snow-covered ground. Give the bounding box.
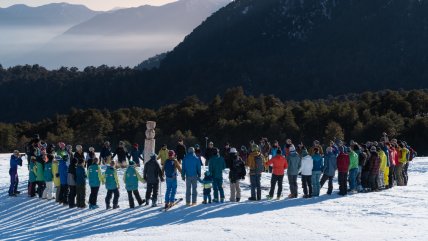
[0,154,427,241]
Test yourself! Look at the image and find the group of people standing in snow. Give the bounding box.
[7,133,416,211]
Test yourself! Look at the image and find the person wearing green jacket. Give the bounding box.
[348,145,359,193]
[104,160,120,209]
[124,161,145,208]
[28,158,37,197]
[88,158,105,209]
[34,154,46,198]
[208,148,226,203]
[42,154,54,199]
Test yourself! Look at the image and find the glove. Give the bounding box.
[55,173,60,178]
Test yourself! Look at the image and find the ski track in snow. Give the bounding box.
[0,154,427,241]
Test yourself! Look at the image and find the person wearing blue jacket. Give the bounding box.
[182,147,202,205]
[320,147,337,195]
[42,154,54,199]
[311,148,323,197]
[130,144,144,167]
[58,157,69,205]
[208,148,226,203]
[88,158,105,209]
[286,145,301,198]
[9,150,23,196]
[104,160,120,209]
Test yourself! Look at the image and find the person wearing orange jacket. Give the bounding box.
[265,149,288,199]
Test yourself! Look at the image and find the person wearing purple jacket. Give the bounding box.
[369,146,381,192]
[9,150,23,196]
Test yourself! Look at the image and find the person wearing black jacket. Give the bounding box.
[175,139,186,164]
[227,148,246,202]
[356,145,367,192]
[143,154,164,207]
[68,145,84,208]
[113,141,130,168]
[361,145,371,192]
[204,142,216,166]
[99,141,112,165]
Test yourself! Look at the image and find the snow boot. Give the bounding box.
[220,198,224,203]
[248,197,257,201]
[236,198,240,202]
[113,205,120,209]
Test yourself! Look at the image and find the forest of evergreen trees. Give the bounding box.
[1,88,427,154]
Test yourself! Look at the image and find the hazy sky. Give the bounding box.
[0,0,178,11]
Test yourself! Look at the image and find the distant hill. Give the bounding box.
[8,0,230,69]
[158,0,428,100]
[63,0,231,35]
[0,3,98,26]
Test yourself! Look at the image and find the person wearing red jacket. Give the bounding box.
[337,146,350,196]
[265,149,288,199]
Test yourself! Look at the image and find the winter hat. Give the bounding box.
[104,141,110,146]
[370,146,377,152]
[251,144,260,152]
[326,146,333,153]
[129,161,135,166]
[13,150,20,155]
[289,145,296,152]
[89,147,95,152]
[150,153,158,159]
[133,143,139,148]
[204,170,211,176]
[230,148,238,154]
[209,141,214,145]
[195,144,200,149]
[76,145,83,151]
[58,142,66,149]
[188,147,195,153]
[301,148,309,157]
[168,150,176,157]
[241,146,247,151]
[66,145,73,151]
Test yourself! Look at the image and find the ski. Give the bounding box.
[160,198,183,212]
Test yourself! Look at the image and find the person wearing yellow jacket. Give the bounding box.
[52,157,61,202]
[157,144,169,166]
[378,149,387,189]
[396,143,409,186]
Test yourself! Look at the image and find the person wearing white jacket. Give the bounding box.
[300,148,313,198]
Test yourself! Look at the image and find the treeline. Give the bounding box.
[1,88,428,154]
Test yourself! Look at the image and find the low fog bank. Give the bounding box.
[1,31,185,69]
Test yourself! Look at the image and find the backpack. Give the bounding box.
[164,159,176,178]
[233,157,246,178]
[255,154,264,174]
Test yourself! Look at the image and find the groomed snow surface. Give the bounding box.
[1,154,427,241]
